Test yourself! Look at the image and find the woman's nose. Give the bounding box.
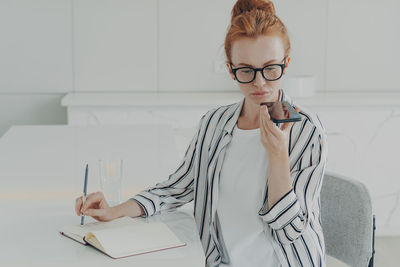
[253,70,266,87]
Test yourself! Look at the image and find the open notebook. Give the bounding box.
[59,216,187,259]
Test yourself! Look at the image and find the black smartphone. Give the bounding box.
[260,101,301,123]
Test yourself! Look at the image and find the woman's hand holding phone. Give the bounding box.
[259,104,301,158]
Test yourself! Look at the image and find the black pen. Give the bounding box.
[80,164,88,225]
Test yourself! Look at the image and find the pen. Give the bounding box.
[81,163,89,225]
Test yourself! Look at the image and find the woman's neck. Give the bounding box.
[238,104,260,129]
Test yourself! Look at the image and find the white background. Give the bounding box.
[0,0,399,136]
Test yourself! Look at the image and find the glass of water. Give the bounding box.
[99,159,123,207]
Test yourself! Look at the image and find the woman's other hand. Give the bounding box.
[75,192,146,222]
[75,191,115,222]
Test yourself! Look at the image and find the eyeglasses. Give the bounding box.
[229,57,286,83]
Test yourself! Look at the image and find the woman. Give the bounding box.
[75,0,328,266]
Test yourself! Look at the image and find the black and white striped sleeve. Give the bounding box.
[130,112,207,217]
[258,118,328,245]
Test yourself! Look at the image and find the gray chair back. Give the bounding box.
[320,171,374,267]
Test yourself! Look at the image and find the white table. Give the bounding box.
[0,125,205,266]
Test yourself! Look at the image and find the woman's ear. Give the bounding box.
[226,62,236,80]
[283,56,291,75]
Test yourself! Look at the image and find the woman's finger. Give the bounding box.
[81,192,104,212]
[81,192,103,211]
[261,105,275,137]
[75,196,83,216]
[262,105,280,138]
[280,106,300,132]
[259,106,269,137]
[263,104,271,120]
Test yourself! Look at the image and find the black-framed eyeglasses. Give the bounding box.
[230,57,286,83]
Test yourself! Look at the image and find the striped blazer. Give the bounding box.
[131,88,328,267]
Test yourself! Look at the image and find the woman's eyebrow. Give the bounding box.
[237,59,278,67]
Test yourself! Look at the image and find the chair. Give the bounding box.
[320,171,376,267]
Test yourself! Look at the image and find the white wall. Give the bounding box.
[73,0,159,91]
[0,0,72,136]
[1,0,399,135]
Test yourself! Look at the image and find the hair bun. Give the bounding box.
[232,0,276,19]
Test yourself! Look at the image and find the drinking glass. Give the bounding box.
[99,159,123,207]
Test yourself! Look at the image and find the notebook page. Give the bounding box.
[89,221,186,259]
[59,216,146,244]
[59,225,87,244]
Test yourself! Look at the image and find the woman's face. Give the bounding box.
[227,35,290,104]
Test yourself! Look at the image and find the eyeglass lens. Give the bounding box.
[236,65,282,83]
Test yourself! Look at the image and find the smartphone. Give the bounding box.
[260,101,301,123]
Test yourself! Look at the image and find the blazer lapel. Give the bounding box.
[208,97,244,223]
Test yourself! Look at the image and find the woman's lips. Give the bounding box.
[252,91,270,97]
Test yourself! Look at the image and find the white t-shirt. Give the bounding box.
[217,123,281,267]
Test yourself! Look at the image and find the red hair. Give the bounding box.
[224,0,291,62]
